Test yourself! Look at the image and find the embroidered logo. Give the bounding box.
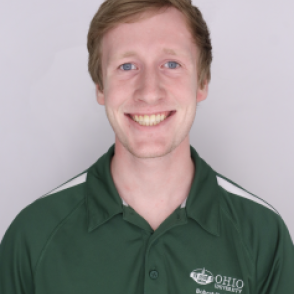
[190,268,245,294]
[190,268,214,285]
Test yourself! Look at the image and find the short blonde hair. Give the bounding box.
[87,0,212,91]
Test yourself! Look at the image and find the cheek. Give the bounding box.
[104,91,129,125]
[175,87,197,108]
[167,76,189,94]
[177,77,198,102]
[107,74,133,96]
[104,87,124,109]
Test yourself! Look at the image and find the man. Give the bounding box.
[0,0,293,293]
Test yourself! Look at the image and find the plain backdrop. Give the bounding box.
[0,0,293,240]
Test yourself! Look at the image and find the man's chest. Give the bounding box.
[34,216,253,294]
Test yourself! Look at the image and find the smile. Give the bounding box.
[127,111,176,126]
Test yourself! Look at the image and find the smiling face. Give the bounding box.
[96,6,208,158]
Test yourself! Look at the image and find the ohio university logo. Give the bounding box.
[190,268,245,294]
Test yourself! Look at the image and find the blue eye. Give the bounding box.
[119,61,180,71]
[165,61,180,69]
[120,63,136,71]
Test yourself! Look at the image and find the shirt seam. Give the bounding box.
[39,170,88,199]
[220,205,255,268]
[216,173,280,215]
[33,198,85,280]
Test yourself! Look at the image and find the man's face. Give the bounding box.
[96,6,208,158]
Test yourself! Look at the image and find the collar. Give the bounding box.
[86,144,220,236]
[186,146,221,236]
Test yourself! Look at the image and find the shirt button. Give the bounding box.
[149,270,159,280]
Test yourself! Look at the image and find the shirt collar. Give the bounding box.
[86,144,220,236]
[186,146,221,236]
[86,144,123,232]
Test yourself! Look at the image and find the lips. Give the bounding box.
[127,110,173,118]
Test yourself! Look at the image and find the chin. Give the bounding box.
[127,141,176,159]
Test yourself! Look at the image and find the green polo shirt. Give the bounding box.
[0,144,293,294]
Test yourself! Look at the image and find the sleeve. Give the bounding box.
[0,216,34,294]
[256,216,294,293]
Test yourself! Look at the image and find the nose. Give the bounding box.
[134,66,166,104]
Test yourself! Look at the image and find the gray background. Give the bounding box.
[0,0,293,239]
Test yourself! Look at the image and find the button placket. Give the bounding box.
[149,270,159,280]
[143,209,187,293]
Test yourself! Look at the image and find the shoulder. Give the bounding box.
[0,171,88,271]
[216,172,288,238]
[16,171,87,230]
[216,173,279,220]
[216,172,293,270]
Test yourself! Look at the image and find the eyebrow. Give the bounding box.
[118,48,179,59]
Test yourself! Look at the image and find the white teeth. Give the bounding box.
[131,113,169,126]
[150,114,156,126]
[144,115,150,126]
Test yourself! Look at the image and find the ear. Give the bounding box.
[96,84,105,105]
[196,79,208,103]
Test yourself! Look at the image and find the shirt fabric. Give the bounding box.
[0,144,293,294]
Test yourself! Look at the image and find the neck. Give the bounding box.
[110,136,195,210]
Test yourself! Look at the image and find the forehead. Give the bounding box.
[102,6,197,64]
